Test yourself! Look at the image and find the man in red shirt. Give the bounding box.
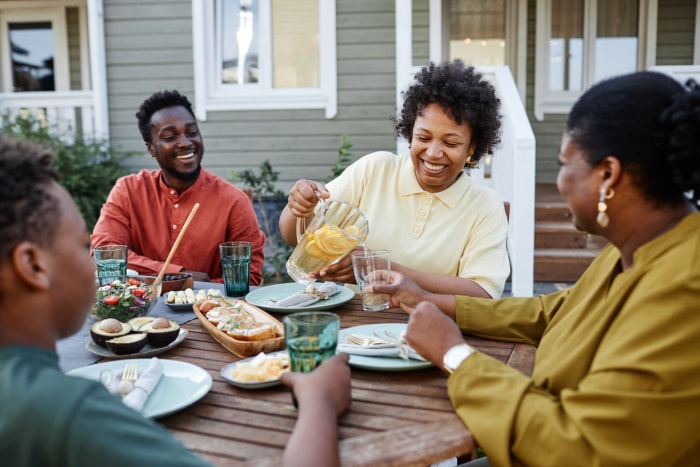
[91,90,265,283]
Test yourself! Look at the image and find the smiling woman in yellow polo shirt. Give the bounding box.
[279,62,509,299]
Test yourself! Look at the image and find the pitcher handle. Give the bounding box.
[295,191,326,243]
[295,216,305,244]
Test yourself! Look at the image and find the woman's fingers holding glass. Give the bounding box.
[281,353,351,414]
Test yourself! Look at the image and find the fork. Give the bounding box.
[117,363,139,396]
[121,363,139,383]
[344,334,391,346]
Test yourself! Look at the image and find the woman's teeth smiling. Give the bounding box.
[424,160,446,171]
[176,153,194,160]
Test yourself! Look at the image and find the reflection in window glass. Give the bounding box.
[449,0,505,66]
[9,22,55,92]
[549,0,583,91]
[219,0,319,88]
[221,0,259,84]
[595,0,638,82]
[549,0,584,91]
[271,0,318,88]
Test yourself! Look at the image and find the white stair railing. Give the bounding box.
[474,66,536,297]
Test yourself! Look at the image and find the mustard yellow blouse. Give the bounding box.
[450,212,700,466]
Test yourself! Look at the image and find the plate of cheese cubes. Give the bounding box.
[163,288,223,312]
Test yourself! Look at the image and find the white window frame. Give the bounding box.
[0,7,70,93]
[534,0,655,120]
[191,0,337,121]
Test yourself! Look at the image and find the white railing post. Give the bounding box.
[478,66,536,297]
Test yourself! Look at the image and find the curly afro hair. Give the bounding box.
[0,136,60,263]
[135,89,196,143]
[394,62,502,166]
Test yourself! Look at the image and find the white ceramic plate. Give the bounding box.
[220,351,289,390]
[67,358,212,418]
[85,328,188,360]
[245,283,355,313]
[338,323,433,372]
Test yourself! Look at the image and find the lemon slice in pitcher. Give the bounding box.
[305,239,330,260]
[344,225,363,239]
[318,235,357,256]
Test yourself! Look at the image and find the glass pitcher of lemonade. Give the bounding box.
[286,200,368,284]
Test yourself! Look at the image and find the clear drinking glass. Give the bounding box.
[93,244,128,286]
[284,311,340,373]
[219,241,252,296]
[351,249,391,311]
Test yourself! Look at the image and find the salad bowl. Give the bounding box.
[92,277,162,322]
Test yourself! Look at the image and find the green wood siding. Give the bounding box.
[656,0,696,65]
[66,7,82,90]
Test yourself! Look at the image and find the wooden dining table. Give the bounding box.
[149,295,535,467]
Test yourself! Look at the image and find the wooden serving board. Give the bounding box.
[192,298,285,358]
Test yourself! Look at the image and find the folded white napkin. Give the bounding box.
[338,335,426,361]
[122,358,164,412]
[101,358,164,412]
[269,281,341,307]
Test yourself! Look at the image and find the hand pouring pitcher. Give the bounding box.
[286,199,368,284]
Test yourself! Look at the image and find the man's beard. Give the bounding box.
[164,164,201,183]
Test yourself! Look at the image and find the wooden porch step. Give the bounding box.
[534,249,600,282]
[535,222,589,249]
[533,183,604,283]
[534,202,572,223]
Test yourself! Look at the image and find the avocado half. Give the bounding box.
[127,316,155,332]
[105,333,148,355]
[140,317,181,347]
[90,319,132,348]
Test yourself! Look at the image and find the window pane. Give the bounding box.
[271,0,319,88]
[221,0,260,85]
[595,0,638,82]
[449,0,506,66]
[9,22,55,92]
[549,0,583,91]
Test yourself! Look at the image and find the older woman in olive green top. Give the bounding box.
[372,71,700,466]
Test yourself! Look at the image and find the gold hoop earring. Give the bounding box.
[596,187,615,228]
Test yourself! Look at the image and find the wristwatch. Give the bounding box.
[442,343,475,374]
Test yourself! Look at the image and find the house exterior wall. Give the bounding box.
[656,0,696,65]
[103,0,397,191]
[83,0,700,185]
[67,6,82,90]
[525,0,698,183]
[524,0,567,184]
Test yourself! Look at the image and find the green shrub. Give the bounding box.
[326,134,352,182]
[231,160,292,284]
[0,113,134,232]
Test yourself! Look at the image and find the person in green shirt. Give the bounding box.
[372,71,700,466]
[0,136,351,467]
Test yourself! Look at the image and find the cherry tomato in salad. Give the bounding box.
[103,294,120,306]
[133,287,148,297]
[127,277,141,287]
